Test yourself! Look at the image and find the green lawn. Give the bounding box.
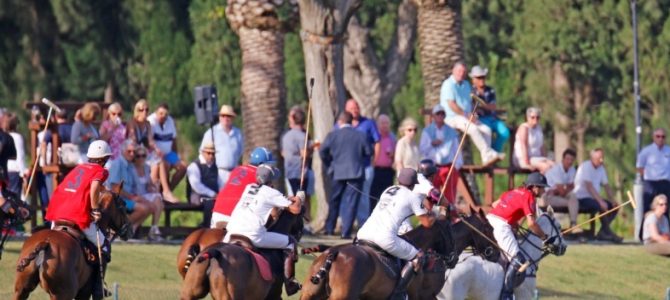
[0,241,667,299]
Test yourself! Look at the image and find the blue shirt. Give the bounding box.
[474,85,497,118]
[200,124,244,170]
[335,116,380,166]
[107,156,138,196]
[440,75,473,118]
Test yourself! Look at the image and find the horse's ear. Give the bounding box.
[111,181,124,194]
[478,207,486,219]
[546,205,554,217]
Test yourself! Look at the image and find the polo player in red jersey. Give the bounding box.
[45,140,113,298]
[487,172,555,300]
[210,147,275,228]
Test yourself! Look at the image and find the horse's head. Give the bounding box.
[458,208,501,262]
[99,184,133,241]
[403,217,458,269]
[537,206,567,256]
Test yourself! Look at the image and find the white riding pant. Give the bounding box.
[445,115,495,157]
[486,214,519,261]
[210,212,230,229]
[51,222,105,246]
[224,230,293,250]
[357,232,418,261]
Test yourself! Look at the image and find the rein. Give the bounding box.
[516,214,563,276]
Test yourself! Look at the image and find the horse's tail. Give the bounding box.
[310,250,338,285]
[16,240,50,272]
[181,247,223,300]
[183,244,201,273]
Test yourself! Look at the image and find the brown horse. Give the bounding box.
[180,209,304,300]
[300,209,500,300]
[13,187,132,300]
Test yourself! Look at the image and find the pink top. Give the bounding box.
[375,133,396,168]
[100,120,127,159]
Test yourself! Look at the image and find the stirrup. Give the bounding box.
[285,278,302,296]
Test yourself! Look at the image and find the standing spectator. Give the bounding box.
[200,105,243,183]
[320,112,372,239]
[5,113,27,196]
[56,109,73,144]
[71,102,101,163]
[395,117,420,171]
[107,140,151,235]
[36,116,53,223]
[0,117,16,188]
[470,65,510,152]
[281,106,313,219]
[370,114,396,208]
[99,102,127,160]
[148,103,186,198]
[419,104,463,206]
[336,99,380,227]
[636,128,670,217]
[642,195,670,255]
[132,145,164,241]
[440,62,503,166]
[542,149,581,233]
[574,148,622,243]
[187,143,224,227]
[513,107,554,173]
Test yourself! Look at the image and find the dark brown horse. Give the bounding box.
[13,187,132,300]
[180,209,304,300]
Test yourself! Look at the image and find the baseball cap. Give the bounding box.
[432,104,445,115]
[469,65,488,78]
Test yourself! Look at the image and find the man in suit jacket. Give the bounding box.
[320,111,372,239]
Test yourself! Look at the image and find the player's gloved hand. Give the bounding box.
[91,208,102,222]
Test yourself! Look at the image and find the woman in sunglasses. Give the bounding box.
[513,107,554,174]
[99,102,126,160]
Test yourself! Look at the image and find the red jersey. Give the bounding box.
[213,165,257,216]
[46,163,108,229]
[489,187,536,225]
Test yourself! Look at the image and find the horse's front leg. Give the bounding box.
[514,277,536,300]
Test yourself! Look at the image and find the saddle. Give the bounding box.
[355,239,401,278]
[52,220,101,266]
[228,234,274,282]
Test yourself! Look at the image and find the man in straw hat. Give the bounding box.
[186,142,224,227]
[200,104,243,183]
[470,65,510,152]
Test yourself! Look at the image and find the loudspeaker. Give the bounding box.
[194,85,219,125]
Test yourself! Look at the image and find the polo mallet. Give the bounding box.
[298,78,315,192]
[24,98,61,200]
[562,190,638,235]
[95,223,108,297]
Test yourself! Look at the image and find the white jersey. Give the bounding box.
[358,185,429,240]
[225,184,292,235]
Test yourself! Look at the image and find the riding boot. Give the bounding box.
[500,254,526,300]
[283,243,301,296]
[390,257,421,300]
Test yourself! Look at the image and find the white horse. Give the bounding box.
[438,207,567,300]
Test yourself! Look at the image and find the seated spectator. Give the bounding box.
[71,102,101,163]
[187,143,224,204]
[210,146,275,229]
[395,117,420,171]
[132,145,164,241]
[370,114,396,208]
[99,102,127,160]
[419,104,463,205]
[200,105,243,183]
[281,106,313,220]
[107,140,152,235]
[470,65,510,152]
[642,195,670,256]
[5,113,27,196]
[542,149,582,234]
[574,148,622,243]
[513,107,554,173]
[56,108,73,144]
[148,103,186,201]
[440,62,504,166]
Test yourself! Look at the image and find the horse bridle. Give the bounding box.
[436,220,458,267]
[517,213,565,275]
[465,215,497,261]
[101,192,131,241]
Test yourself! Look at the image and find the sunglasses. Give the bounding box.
[655,135,666,138]
[220,114,233,118]
[109,112,122,116]
[406,128,417,132]
[135,154,147,158]
[659,203,667,206]
[203,151,215,155]
[136,108,148,112]
[126,149,135,154]
[529,115,540,120]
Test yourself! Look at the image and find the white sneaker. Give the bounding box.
[483,151,504,166]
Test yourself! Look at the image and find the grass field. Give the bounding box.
[0,240,667,299]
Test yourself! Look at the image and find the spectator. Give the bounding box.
[200,105,243,183]
[281,106,313,219]
[574,148,622,243]
[148,103,186,200]
[320,111,372,239]
[636,128,670,218]
[370,114,396,208]
[71,102,101,163]
[395,117,420,171]
[642,195,670,256]
[542,149,581,234]
[36,115,53,223]
[132,145,164,241]
[187,143,224,228]
[211,147,275,229]
[513,107,554,173]
[107,140,151,236]
[440,62,503,166]
[56,108,73,144]
[470,65,510,152]
[0,116,16,189]
[99,102,127,160]
[5,113,27,196]
[336,99,380,227]
[419,104,463,206]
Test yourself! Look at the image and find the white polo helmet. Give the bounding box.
[87,140,113,159]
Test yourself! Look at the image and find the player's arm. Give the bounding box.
[90,179,103,210]
[525,214,547,240]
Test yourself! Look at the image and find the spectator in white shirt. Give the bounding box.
[573,148,622,243]
[5,113,27,196]
[187,143,224,205]
[148,103,186,201]
[542,149,581,232]
[636,128,670,219]
[199,105,243,183]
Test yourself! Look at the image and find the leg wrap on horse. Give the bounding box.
[283,237,301,296]
[500,253,527,300]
